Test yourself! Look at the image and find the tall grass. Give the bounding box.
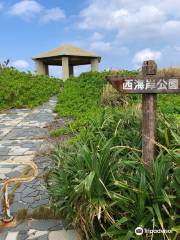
[101,84,128,107]
[158,67,180,77]
[47,109,180,239]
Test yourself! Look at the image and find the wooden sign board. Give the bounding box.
[107,60,180,173]
[107,76,180,94]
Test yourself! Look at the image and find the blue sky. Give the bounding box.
[1,0,180,77]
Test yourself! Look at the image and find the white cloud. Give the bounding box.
[49,66,61,78]
[8,1,65,23]
[157,0,180,16]
[9,0,43,18]
[174,46,180,52]
[12,60,29,69]
[90,41,112,52]
[79,0,180,45]
[91,32,104,41]
[74,65,90,76]
[79,1,165,30]
[160,46,180,67]
[161,20,180,35]
[133,48,162,65]
[40,7,65,23]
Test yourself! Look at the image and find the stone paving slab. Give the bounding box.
[0,230,78,240]
[0,220,77,240]
[0,128,14,140]
[0,140,44,157]
[5,232,19,240]
[0,97,77,240]
[49,230,77,240]
[27,229,48,239]
[3,127,47,141]
[0,99,56,214]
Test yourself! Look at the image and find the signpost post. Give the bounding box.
[107,60,180,172]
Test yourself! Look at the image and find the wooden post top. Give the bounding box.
[142,60,157,76]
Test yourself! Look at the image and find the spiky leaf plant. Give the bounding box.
[47,110,180,240]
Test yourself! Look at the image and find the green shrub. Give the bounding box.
[108,69,139,77]
[54,70,140,137]
[54,71,180,139]
[47,110,180,239]
[157,94,180,117]
[0,67,61,109]
[54,71,106,136]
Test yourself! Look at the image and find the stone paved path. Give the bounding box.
[0,97,77,240]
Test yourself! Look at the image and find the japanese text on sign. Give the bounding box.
[123,79,178,91]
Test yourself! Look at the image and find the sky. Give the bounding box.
[0,0,180,77]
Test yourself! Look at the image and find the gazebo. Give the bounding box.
[32,44,101,80]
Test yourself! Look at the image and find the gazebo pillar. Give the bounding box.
[62,57,70,80]
[69,65,74,77]
[91,58,99,72]
[35,60,46,75]
[45,64,49,76]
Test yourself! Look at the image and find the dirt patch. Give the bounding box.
[46,117,73,146]
[47,118,73,131]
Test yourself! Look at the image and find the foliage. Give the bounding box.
[48,69,180,239]
[157,94,180,117]
[16,206,61,220]
[47,110,180,240]
[53,71,139,137]
[157,67,180,78]
[107,69,139,77]
[0,67,61,110]
[53,71,180,139]
[101,84,128,107]
[152,67,180,117]
[54,71,106,135]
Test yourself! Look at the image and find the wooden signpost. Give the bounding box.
[107,60,180,172]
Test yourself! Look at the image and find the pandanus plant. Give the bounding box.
[47,110,180,240]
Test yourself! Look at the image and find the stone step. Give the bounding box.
[0,218,78,239]
[1,229,78,240]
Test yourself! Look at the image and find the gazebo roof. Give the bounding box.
[33,44,100,60]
